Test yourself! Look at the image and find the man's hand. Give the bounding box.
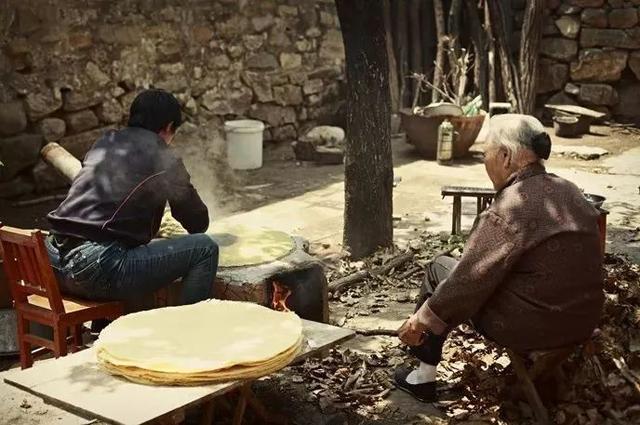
[397,314,428,346]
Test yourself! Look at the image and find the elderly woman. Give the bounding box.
[395,114,604,402]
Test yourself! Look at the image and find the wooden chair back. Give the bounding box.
[0,224,65,314]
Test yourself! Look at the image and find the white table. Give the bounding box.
[4,320,355,425]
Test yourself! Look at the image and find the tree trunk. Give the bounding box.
[519,0,544,114]
[421,0,437,102]
[432,0,446,102]
[485,3,496,105]
[395,0,410,108]
[487,0,521,112]
[466,0,488,110]
[336,0,393,260]
[447,0,462,56]
[383,0,400,113]
[409,0,423,105]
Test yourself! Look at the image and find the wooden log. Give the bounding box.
[466,0,489,110]
[328,252,414,295]
[354,328,397,336]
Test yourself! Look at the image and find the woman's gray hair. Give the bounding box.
[488,114,550,159]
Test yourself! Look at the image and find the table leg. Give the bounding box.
[476,197,482,215]
[452,196,462,235]
[200,400,215,425]
[232,385,248,425]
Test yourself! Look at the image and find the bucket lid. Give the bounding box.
[224,120,265,133]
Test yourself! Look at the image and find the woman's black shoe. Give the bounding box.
[393,366,437,403]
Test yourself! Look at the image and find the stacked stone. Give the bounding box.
[511,0,640,121]
[0,0,345,199]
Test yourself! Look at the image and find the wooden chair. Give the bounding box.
[0,224,124,369]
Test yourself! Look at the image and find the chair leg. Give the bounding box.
[16,314,33,369]
[71,325,83,351]
[52,324,68,358]
[509,352,550,425]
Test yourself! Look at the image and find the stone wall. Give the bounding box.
[516,0,640,122]
[0,0,345,199]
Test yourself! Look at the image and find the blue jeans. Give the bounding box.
[45,234,218,304]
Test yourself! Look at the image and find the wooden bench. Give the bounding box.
[4,319,355,425]
[441,186,496,235]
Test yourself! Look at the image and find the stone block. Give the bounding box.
[0,134,43,182]
[320,11,335,27]
[272,124,297,142]
[273,85,303,106]
[249,104,296,127]
[85,62,110,87]
[546,91,578,106]
[216,16,250,38]
[581,8,608,28]
[228,45,244,59]
[0,101,27,136]
[252,15,275,32]
[280,53,302,70]
[228,87,253,115]
[537,61,569,93]
[555,16,581,39]
[540,38,578,61]
[578,83,619,105]
[558,4,583,14]
[303,79,324,95]
[565,82,581,95]
[580,28,640,49]
[192,26,214,45]
[96,99,124,124]
[209,54,232,69]
[296,39,314,52]
[37,118,66,142]
[319,30,344,60]
[65,110,99,134]
[158,40,182,63]
[246,53,279,70]
[278,5,298,17]
[97,25,142,45]
[242,72,274,102]
[288,71,308,85]
[62,90,104,112]
[306,27,322,38]
[32,160,69,193]
[567,0,604,5]
[570,48,628,81]
[609,0,625,6]
[629,51,640,79]
[608,8,639,28]
[25,92,62,121]
[69,32,93,50]
[59,127,113,160]
[243,35,265,51]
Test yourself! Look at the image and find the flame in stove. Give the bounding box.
[272,281,292,312]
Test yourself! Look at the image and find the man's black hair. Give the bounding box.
[127,89,182,133]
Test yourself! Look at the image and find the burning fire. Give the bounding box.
[272,281,292,312]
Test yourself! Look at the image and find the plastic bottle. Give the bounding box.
[437,119,454,165]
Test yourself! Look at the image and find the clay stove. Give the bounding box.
[212,237,329,322]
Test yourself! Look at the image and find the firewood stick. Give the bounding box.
[613,357,640,397]
[353,328,397,337]
[328,252,414,295]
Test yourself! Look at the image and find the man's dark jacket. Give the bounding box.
[48,127,208,246]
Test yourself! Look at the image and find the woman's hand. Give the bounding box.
[397,314,428,346]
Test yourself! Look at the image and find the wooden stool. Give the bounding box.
[507,345,580,425]
[441,186,496,235]
[0,225,124,369]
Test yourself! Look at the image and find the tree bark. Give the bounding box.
[383,0,400,113]
[447,0,463,56]
[519,0,544,114]
[421,0,437,102]
[466,0,488,110]
[409,0,423,105]
[336,0,393,260]
[395,0,410,108]
[487,0,521,112]
[485,3,496,105]
[432,0,446,102]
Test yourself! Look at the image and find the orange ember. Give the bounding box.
[272,281,292,312]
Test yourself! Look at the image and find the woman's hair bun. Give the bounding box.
[531,132,551,160]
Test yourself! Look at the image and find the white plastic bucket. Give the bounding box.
[224,120,265,170]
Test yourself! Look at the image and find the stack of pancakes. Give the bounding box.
[96,300,303,386]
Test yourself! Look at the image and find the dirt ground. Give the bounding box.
[0,125,639,424]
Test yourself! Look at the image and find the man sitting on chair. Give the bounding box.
[46,89,218,306]
[395,114,604,402]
